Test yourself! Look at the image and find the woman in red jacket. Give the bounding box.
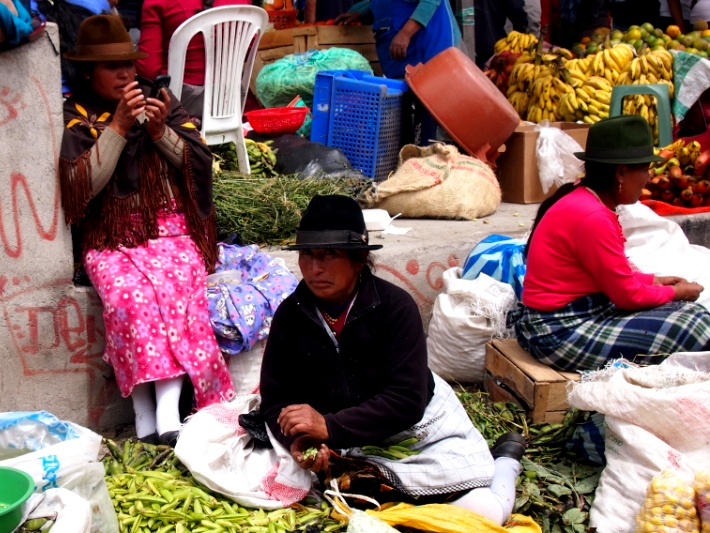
[135,0,250,119]
[510,115,710,372]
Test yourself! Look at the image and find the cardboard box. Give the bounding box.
[495,122,591,204]
[484,339,580,424]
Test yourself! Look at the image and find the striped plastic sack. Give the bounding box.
[462,235,526,300]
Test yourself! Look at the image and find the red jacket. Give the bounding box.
[136,0,250,86]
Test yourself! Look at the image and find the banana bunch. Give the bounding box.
[623,93,661,142]
[559,76,612,124]
[494,30,539,54]
[361,437,420,461]
[588,44,635,85]
[506,61,554,118]
[526,75,574,123]
[617,49,675,99]
[564,56,594,86]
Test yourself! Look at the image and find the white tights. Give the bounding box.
[131,377,184,438]
[451,457,522,525]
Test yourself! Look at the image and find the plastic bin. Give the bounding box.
[310,70,408,181]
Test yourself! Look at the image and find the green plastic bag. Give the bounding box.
[255,47,373,109]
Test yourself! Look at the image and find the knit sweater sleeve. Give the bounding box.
[574,210,675,310]
[410,0,443,27]
[323,291,431,449]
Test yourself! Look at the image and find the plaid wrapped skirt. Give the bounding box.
[508,293,710,371]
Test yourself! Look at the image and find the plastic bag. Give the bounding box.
[0,411,118,533]
[462,234,526,300]
[17,488,92,533]
[174,395,311,509]
[269,134,368,180]
[535,120,585,194]
[567,365,710,532]
[427,269,516,384]
[634,469,699,533]
[255,48,372,108]
[367,503,542,533]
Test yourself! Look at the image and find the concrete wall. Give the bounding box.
[0,25,133,431]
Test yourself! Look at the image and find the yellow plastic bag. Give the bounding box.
[366,503,541,533]
[634,468,699,533]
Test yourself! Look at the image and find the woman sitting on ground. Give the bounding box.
[260,194,525,526]
[60,14,235,445]
[509,115,710,372]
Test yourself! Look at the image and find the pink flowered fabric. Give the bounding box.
[84,210,235,408]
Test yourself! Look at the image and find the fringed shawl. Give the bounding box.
[58,80,217,271]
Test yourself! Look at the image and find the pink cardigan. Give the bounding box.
[136,0,250,86]
[523,187,675,312]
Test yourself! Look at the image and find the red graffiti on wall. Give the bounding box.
[0,86,25,127]
[0,78,61,259]
[2,280,116,426]
[375,254,461,306]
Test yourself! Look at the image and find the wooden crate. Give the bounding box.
[484,339,580,424]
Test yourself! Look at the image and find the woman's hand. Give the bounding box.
[335,11,360,25]
[277,404,329,441]
[109,81,146,137]
[389,19,423,60]
[673,281,704,302]
[145,88,171,141]
[290,435,330,472]
[653,276,687,286]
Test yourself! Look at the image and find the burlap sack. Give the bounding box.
[360,144,501,220]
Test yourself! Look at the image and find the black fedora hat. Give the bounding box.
[286,195,383,251]
[574,115,666,165]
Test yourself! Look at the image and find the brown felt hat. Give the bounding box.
[64,14,148,61]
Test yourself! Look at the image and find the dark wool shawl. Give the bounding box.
[58,80,216,271]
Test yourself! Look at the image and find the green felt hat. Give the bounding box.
[574,115,666,165]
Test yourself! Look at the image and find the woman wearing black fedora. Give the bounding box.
[510,115,710,372]
[59,14,235,446]
[260,195,525,525]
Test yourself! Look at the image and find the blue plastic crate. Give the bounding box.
[310,70,408,181]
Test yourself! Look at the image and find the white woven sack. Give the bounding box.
[567,365,710,533]
[426,269,515,384]
[174,395,312,510]
[228,340,264,396]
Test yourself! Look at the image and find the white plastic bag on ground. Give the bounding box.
[427,269,516,384]
[618,202,710,312]
[175,395,312,509]
[535,120,585,194]
[17,488,92,533]
[0,412,118,533]
[228,340,264,396]
[567,365,710,533]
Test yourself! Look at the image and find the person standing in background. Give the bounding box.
[302,0,355,23]
[135,0,250,120]
[660,0,692,32]
[692,0,710,24]
[473,0,528,69]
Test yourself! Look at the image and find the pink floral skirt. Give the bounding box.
[84,211,235,408]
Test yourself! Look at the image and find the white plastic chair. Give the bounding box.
[168,5,268,174]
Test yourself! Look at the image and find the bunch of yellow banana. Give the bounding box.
[494,30,539,54]
[508,62,553,94]
[526,75,575,123]
[559,76,612,124]
[616,49,675,99]
[588,44,635,85]
[565,56,594,86]
[623,94,661,143]
[508,89,531,118]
